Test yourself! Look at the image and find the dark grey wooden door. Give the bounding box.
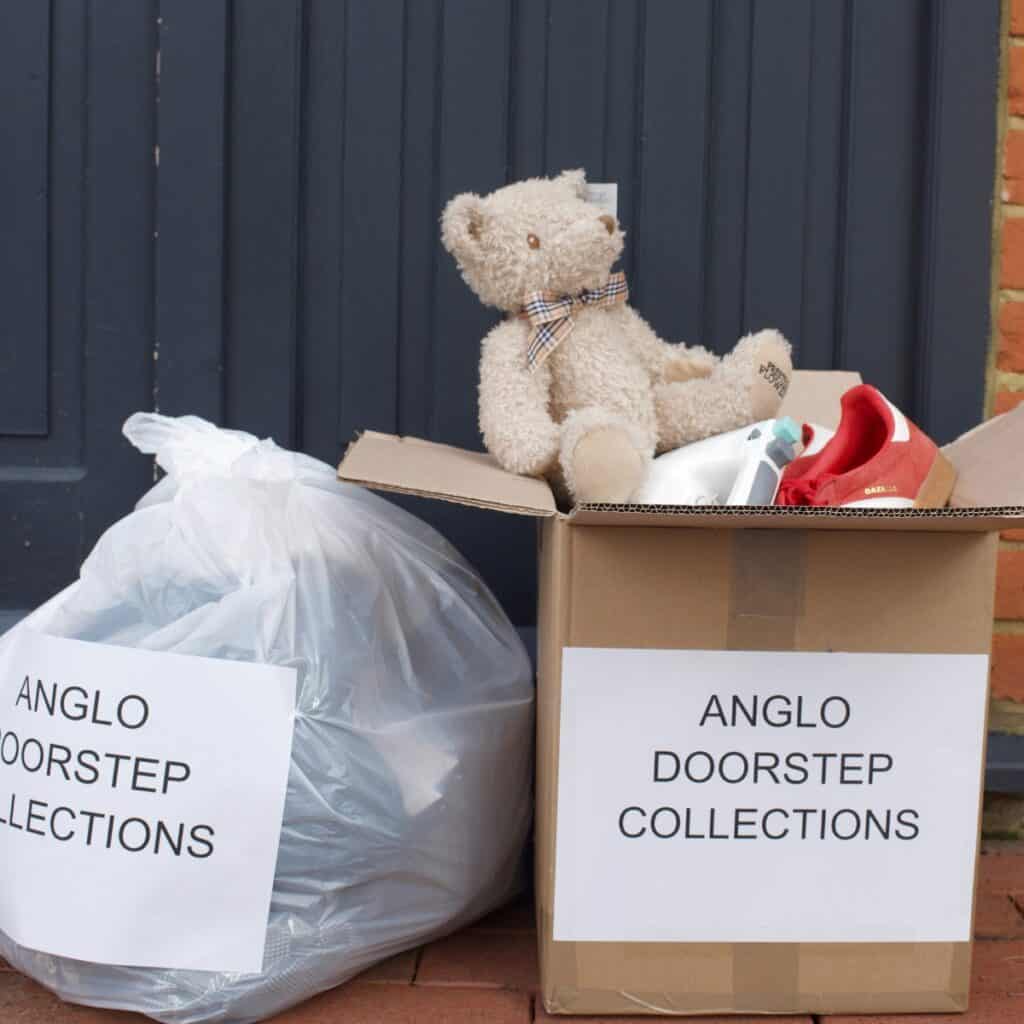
[0,0,1002,628]
[1,2,155,620]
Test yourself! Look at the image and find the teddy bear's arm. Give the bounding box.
[478,320,560,477]
[618,305,717,383]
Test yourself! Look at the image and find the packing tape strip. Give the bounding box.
[727,529,806,651]
[799,941,968,1010]
[949,941,971,1006]
[732,942,800,1013]
[751,941,971,1015]
[550,938,969,1014]
[566,940,795,1013]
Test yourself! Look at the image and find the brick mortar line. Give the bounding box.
[995,369,1024,390]
[993,619,1024,634]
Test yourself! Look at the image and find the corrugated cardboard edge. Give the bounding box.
[963,532,1000,1012]
[536,517,573,1009]
[567,503,1024,532]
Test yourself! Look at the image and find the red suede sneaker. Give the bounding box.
[775,385,956,508]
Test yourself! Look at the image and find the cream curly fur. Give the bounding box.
[442,169,793,502]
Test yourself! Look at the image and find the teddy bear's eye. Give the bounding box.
[527,233,541,250]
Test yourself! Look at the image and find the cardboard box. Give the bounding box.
[339,372,1024,1016]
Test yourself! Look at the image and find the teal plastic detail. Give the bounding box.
[773,416,801,446]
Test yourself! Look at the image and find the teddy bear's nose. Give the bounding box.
[599,214,616,234]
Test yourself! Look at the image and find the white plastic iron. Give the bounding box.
[634,419,834,506]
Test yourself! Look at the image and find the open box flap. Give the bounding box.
[943,403,1024,508]
[337,431,556,517]
[778,369,862,428]
[337,370,859,517]
[337,372,1024,531]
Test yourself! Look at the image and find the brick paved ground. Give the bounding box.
[3,842,1024,1022]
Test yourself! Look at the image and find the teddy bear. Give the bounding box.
[441,169,793,503]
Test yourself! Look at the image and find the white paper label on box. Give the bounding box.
[583,182,618,218]
[0,629,296,972]
[554,647,988,944]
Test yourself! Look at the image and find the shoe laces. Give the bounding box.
[776,472,838,507]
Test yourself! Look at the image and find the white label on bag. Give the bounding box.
[0,630,296,972]
[553,647,988,943]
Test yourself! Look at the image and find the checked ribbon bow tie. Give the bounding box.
[519,271,629,371]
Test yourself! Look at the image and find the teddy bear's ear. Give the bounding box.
[441,192,486,257]
[556,168,587,197]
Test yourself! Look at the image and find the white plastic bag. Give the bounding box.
[0,414,534,1024]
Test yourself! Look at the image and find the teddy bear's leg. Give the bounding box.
[559,407,655,503]
[654,329,792,451]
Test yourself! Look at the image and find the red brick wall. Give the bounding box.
[993,1,1024,701]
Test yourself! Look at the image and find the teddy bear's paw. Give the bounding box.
[727,329,793,420]
[569,426,648,504]
[663,345,717,384]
